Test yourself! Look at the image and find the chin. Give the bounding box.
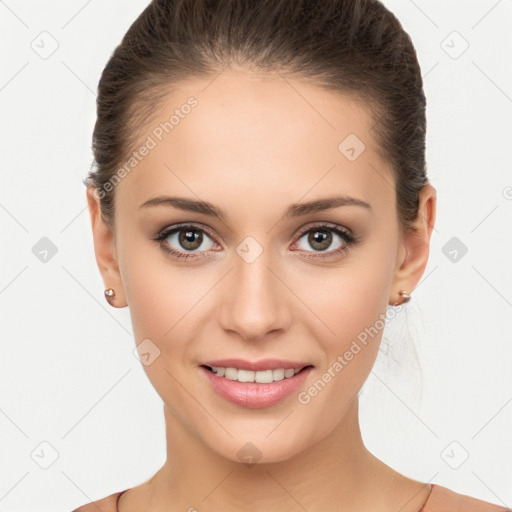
[201,421,317,466]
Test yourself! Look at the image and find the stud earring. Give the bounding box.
[104,288,116,306]
[392,289,411,306]
[399,290,411,303]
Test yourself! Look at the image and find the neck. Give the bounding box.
[145,398,404,511]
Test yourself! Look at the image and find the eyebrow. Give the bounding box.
[139,194,372,220]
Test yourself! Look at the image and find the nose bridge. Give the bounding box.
[220,239,288,341]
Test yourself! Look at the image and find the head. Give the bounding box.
[86,0,436,465]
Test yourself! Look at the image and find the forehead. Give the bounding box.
[116,70,394,217]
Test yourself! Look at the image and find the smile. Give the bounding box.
[200,359,314,408]
[206,366,301,383]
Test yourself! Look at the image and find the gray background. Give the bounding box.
[1,0,511,510]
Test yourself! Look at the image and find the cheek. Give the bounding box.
[118,231,198,343]
[295,243,395,404]
[120,254,169,343]
[303,256,394,353]
[118,245,209,424]
[294,277,388,435]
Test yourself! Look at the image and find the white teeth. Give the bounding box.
[224,367,238,380]
[272,368,284,381]
[210,366,304,383]
[255,369,273,383]
[237,369,255,382]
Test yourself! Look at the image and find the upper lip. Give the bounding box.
[201,358,312,372]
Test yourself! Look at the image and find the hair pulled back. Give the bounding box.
[84,0,428,232]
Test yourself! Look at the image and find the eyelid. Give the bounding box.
[294,221,353,239]
[155,222,218,243]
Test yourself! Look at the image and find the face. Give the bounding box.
[93,69,426,464]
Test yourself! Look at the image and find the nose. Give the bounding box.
[219,249,291,343]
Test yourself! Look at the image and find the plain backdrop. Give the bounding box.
[1,1,511,510]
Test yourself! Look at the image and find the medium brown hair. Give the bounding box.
[84,0,429,232]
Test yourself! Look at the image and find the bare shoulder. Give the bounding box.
[71,490,126,512]
[424,484,511,512]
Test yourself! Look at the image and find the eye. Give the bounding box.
[152,224,219,260]
[292,223,357,259]
[152,222,359,261]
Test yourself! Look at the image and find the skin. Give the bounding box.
[87,68,437,511]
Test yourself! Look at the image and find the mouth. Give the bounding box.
[199,359,314,408]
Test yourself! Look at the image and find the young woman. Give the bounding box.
[74,0,509,510]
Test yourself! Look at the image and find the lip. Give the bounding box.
[201,358,310,372]
[200,362,314,409]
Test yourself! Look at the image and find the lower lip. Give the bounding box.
[200,366,313,408]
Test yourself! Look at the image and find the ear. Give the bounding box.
[86,186,127,308]
[390,183,437,305]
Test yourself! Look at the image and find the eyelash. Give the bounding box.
[151,222,359,261]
